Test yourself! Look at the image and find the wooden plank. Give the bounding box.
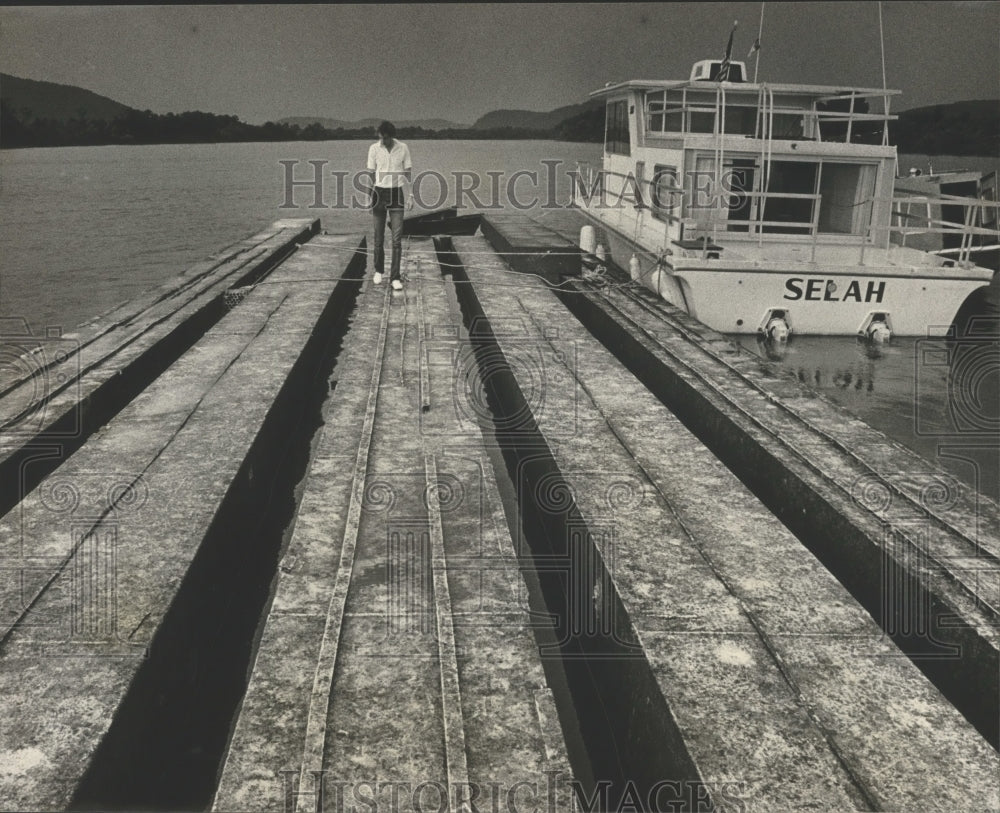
[479,213,582,282]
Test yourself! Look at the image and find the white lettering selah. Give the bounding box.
[784,278,886,303]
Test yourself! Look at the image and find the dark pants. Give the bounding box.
[372,186,404,281]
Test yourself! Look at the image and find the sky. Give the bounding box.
[1,2,997,125]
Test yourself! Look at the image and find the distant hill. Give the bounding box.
[472,99,602,131]
[279,116,467,131]
[2,71,995,156]
[893,99,999,157]
[0,73,134,122]
[553,104,606,143]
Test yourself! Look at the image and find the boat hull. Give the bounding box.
[576,204,993,337]
[666,265,988,337]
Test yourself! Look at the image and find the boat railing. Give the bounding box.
[575,163,868,262]
[644,86,896,144]
[889,192,1000,264]
[578,164,826,232]
[576,164,998,268]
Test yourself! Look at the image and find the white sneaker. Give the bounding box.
[373,272,383,285]
[391,279,403,291]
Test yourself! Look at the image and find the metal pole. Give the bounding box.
[878,2,890,146]
[754,3,765,84]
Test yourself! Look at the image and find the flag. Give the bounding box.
[718,21,737,82]
[747,37,761,59]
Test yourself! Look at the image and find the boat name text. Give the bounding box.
[783,278,886,303]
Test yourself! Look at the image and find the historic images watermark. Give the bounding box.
[850,467,987,659]
[276,159,746,214]
[0,320,152,658]
[912,316,999,496]
[277,158,570,212]
[513,460,649,658]
[0,317,81,439]
[914,318,999,437]
[280,770,749,812]
[1,468,150,659]
[422,318,582,441]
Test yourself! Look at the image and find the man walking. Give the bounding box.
[366,121,412,290]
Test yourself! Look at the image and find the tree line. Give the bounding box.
[1,97,995,155]
[0,102,555,148]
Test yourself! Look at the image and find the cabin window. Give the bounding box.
[723,107,804,138]
[664,99,683,131]
[685,155,759,231]
[687,155,718,213]
[651,164,681,222]
[605,100,631,155]
[761,161,818,234]
[647,91,809,139]
[817,162,877,235]
[721,106,757,135]
[647,91,664,131]
[724,158,757,231]
[646,91,683,133]
[684,153,878,237]
[688,110,716,134]
[771,113,805,139]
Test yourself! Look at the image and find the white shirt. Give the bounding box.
[367,139,412,188]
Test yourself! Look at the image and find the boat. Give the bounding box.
[571,56,999,338]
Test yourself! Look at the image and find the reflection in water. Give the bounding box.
[756,335,788,362]
[861,340,885,361]
[794,345,878,392]
[731,292,999,503]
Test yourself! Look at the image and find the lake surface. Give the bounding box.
[0,141,996,499]
[0,140,601,331]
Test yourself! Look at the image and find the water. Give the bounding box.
[0,140,598,332]
[729,330,999,502]
[0,141,996,499]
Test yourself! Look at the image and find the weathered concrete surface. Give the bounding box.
[479,212,582,282]
[213,241,575,812]
[548,267,1000,747]
[0,234,361,810]
[0,218,320,518]
[451,234,1000,811]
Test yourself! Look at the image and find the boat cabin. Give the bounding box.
[588,62,901,251]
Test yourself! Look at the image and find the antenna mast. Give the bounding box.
[878,2,890,145]
[754,2,765,83]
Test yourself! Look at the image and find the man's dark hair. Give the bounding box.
[377,120,396,138]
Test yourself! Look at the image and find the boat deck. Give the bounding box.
[578,207,984,272]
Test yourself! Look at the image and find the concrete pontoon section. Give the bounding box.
[0,232,363,810]
[2,214,997,811]
[478,212,582,283]
[213,239,576,813]
[447,233,999,811]
[0,218,320,519]
[550,261,1000,748]
[532,206,999,746]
